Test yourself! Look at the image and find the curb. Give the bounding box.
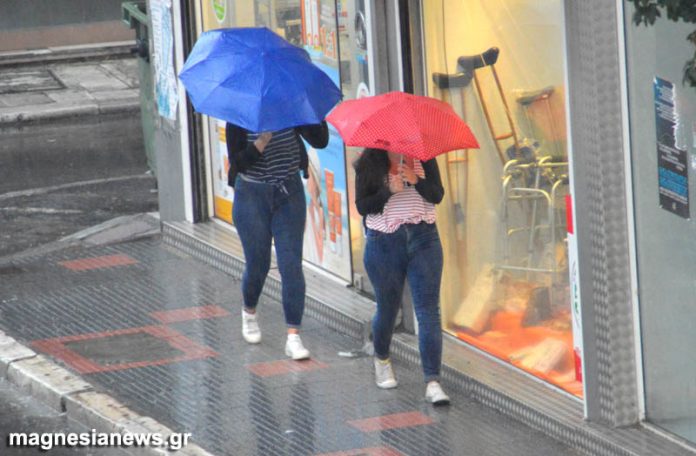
[0,99,140,127]
[0,42,136,68]
[0,330,213,456]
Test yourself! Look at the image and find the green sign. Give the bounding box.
[212,0,226,23]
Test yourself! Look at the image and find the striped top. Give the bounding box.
[243,129,301,184]
[366,160,437,233]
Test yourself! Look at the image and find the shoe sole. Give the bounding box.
[285,349,310,360]
[243,335,261,344]
[376,381,398,389]
[427,396,451,406]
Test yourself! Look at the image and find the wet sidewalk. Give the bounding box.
[0,231,580,456]
[0,43,138,124]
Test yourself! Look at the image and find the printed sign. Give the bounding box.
[654,77,689,218]
[212,0,226,23]
[151,0,178,120]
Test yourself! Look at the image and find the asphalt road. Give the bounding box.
[0,113,158,258]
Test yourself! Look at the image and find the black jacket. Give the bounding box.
[225,122,329,187]
[354,149,445,216]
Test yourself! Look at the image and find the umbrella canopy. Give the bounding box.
[326,91,479,160]
[179,27,342,132]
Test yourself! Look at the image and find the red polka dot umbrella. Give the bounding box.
[326,91,479,160]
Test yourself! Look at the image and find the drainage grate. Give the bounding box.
[64,332,185,366]
[0,69,64,94]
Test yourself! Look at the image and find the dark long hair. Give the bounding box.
[353,148,390,190]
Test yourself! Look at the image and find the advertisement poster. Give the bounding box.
[212,120,234,223]
[150,0,178,120]
[654,76,689,218]
[303,128,351,281]
[302,62,351,281]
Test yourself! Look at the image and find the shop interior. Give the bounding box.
[422,0,581,397]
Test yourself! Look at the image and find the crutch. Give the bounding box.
[456,47,522,165]
[515,86,563,160]
[431,70,473,231]
[431,69,474,287]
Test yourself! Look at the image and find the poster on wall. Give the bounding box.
[654,76,689,218]
[303,129,351,280]
[302,62,352,281]
[150,0,178,120]
[212,119,234,223]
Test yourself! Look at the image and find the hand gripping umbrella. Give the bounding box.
[179,27,342,132]
[326,91,479,161]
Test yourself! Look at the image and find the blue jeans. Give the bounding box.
[233,174,306,328]
[364,222,444,382]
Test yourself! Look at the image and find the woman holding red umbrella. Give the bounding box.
[330,91,478,405]
[354,149,450,405]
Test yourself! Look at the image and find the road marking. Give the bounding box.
[0,207,83,214]
[0,174,152,201]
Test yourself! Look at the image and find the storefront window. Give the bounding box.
[421,0,580,397]
[337,0,375,293]
[198,0,352,281]
[624,1,696,443]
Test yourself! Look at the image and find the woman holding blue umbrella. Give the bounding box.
[226,121,328,360]
[179,27,341,360]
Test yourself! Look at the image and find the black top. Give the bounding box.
[225,122,329,187]
[353,148,445,216]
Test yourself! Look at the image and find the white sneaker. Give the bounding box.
[374,358,398,389]
[425,381,450,406]
[242,309,261,344]
[285,334,310,360]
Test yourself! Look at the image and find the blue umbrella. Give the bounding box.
[179,27,342,132]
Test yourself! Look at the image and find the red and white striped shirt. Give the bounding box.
[365,160,437,233]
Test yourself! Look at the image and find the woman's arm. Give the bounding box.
[225,123,263,171]
[355,172,393,216]
[414,158,445,204]
[296,121,329,149]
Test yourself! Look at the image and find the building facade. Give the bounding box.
[145,0,696,453]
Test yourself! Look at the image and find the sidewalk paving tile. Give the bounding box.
[0,92,54,107]
[0,237,581,456]
[100,61,139,88]
[51,64,129,91]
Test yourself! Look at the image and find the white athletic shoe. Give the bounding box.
[241,309,261,344]
[285,334,310,360]
[425,381,450,406]
[374,357,398,389]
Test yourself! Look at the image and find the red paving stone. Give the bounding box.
[150,305,230,323]
[32,325,218,374]
[246,358,329,377]
[316,447,404,456]
[58,254,138,271]
[347,411,434,432]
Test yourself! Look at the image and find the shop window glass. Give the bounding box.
[336,0,375,294]
[421,0,579,397]
[624,2,696,443]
